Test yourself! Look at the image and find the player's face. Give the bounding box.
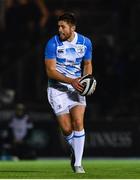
[58,20,75,41]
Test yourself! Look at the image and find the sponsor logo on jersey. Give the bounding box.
[58,49,64,54]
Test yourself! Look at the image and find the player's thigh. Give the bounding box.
[70,105,86,129]
[57,113,72,135]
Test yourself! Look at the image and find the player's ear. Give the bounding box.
[72,25,76,32]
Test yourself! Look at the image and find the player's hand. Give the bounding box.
[71,78,84,92]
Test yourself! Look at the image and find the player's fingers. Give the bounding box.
[71,79,80,90]
[77,86,84,92]
[75,82,84,92]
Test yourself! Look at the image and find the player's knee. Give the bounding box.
[73,119,83,131]
[62,127,73,135]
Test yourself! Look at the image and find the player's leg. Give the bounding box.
[70,105,86,173]
[57,113,74,148]
[47,87,74,147]
[57,112,77,172]
[56,113,76,172]
[70,105,85,131]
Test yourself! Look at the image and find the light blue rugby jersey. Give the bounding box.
[44,32,92,89]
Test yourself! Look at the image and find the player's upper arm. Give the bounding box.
[84,37,93,61]
[44,38,56,60]
[44,38,57,71]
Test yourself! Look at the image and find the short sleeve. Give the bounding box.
[84,38,92,60]
[44,37,57,59]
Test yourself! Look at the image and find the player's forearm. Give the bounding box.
[83,61,93,75]
[46,69,73,84]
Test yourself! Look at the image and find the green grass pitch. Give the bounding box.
[0,159,140,179]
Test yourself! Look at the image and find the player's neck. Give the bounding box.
[67,32,75,42]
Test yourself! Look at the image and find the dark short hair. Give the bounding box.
[58,12,77,26]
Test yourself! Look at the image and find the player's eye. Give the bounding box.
[61,25,65,28]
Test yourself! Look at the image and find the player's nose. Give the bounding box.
[59,30,63,35]
[59,26,64,32]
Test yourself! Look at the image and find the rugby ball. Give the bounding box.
[79,74,96,96]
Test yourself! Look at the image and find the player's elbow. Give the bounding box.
[46,68,55,78]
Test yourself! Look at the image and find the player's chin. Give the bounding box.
[59,34,66,41]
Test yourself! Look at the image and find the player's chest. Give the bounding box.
[56,44,86,59]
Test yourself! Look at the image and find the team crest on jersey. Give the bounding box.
[76,45,85,57]
[77,45,85,53]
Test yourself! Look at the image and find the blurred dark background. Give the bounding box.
[0,0,140,159]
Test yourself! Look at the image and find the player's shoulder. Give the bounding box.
[46,35,57,45]
[47,35,62,46]
[77,33,92,45]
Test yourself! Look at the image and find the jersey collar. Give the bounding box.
[63,32,78,45]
